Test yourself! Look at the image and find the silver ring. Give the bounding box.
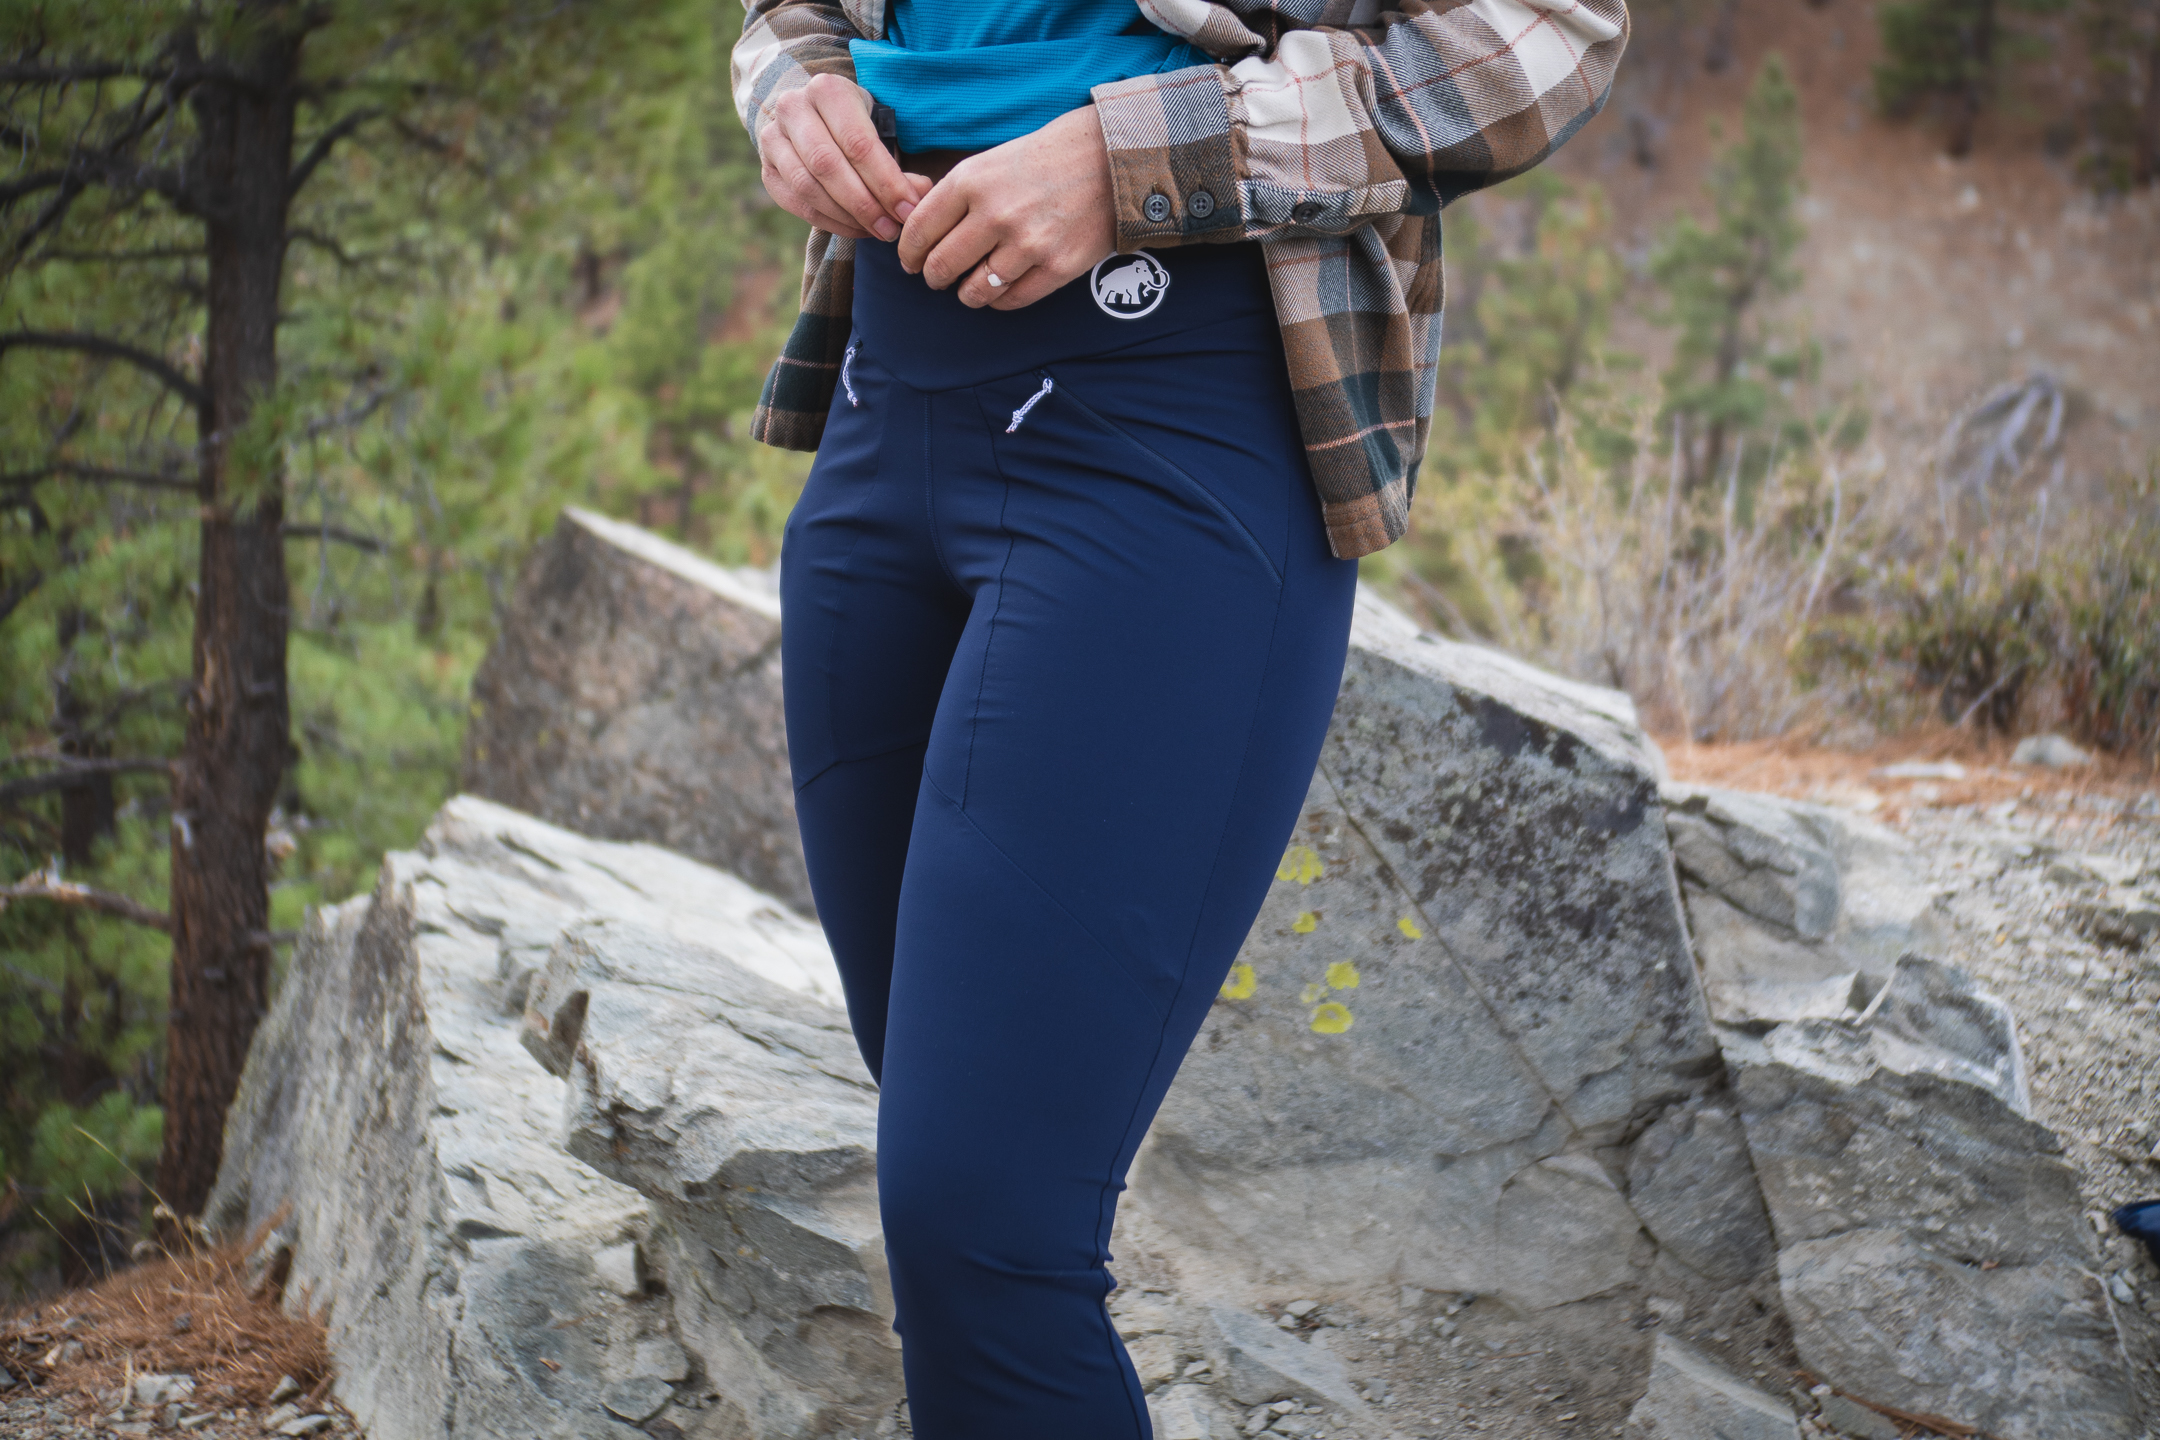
[986,272,1003,288]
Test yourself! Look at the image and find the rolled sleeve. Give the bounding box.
[1091,67,1245,251]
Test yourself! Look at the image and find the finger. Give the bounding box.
[897,173,975,274]
[957,250,1036,310]
[782,105,900,241]
[919,211,1002,290]
[899,171,935,219]
[986,263,1074,311]
[766,131,873,238]
[807,79,917,229]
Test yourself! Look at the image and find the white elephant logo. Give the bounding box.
[1090,252,1170,319]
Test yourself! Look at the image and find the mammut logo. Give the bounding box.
[1090,252,1169,320]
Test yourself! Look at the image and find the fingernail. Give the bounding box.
[895,201,915,221]
[874,217,899,242]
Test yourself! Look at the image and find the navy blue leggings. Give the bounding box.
[780,239,1357,1440]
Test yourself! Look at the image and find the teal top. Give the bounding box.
[849,0,1212,153]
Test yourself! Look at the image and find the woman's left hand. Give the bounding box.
[895,105,1119,311]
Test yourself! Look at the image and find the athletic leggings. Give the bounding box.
[780,238,1358,1440]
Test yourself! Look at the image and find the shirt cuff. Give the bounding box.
[1091,66,1244,251]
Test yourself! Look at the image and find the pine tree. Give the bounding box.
[0,1,702,1232]
[1649,56,1812,495]
[1875,0,2068,155]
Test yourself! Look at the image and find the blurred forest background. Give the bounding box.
[1,0,2155,1296]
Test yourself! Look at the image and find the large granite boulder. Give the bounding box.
[206,798,884,1440]
[462,507,811,914]
[1119,592,1772,1314]
[1724,955,2134,1439]
[1663,784,1944,1027]
[520,917,898,1437]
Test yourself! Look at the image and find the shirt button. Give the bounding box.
[1188,189,1216,219]
[1292,200,1325,223]
[1143,192,1173,223]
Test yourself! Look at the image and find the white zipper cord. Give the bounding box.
[1006,376,1054,433]
[841,343,859,407]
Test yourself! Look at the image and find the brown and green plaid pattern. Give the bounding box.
[731,0,1628,558]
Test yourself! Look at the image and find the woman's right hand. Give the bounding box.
[758,73,928,242]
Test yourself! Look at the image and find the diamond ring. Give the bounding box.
[986,272,1003,288]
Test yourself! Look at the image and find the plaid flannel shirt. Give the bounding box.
[733,0,1627,559]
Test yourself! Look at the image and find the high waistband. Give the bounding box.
[850,238,1273,393]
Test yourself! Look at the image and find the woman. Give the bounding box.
[730,2,1626,1435]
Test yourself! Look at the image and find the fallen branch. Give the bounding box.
[0,870,171,932]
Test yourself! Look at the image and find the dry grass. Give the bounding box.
[1661,721,2160,824]
[0,1217,328,1416]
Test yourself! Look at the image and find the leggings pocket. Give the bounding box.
[1026,373,1285,588]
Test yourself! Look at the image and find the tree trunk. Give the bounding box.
[157,21,300,1220]
[1946,0,1996,157]
[2137,25,2160,186]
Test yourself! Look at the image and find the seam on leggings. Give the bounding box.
[1087,572,1293,1440]
[960,456,1019,810]
[790,735,930,797]
[1050,377,1284,589]
[918,773,1173,1025]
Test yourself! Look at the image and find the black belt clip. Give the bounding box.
[871,102,901,164]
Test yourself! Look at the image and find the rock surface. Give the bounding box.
[207,797,865,1440]
[521,917,900,1436]
[1201,1305,1369,1415]
[462,506,811,914]
[1665,784,1943,1027]
[1124,591,1761,1315]
[1723,955,2133,1439]
[1622,1334,1797,1440]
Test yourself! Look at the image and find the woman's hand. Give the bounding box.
[759,73,929,241]
[896,105,1117,311]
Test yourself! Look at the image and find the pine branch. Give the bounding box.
[0,331,206,410]
[0,61,168,85]
[0,756,175,806]
[282,523,385,552]
[0,870,171,933]
[288,107,382,197]
[29,246,206,265]
[286,227,359,267]
[3,461,197,492]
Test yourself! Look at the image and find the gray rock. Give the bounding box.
[1622,1334,1797,1439]
[1126,591,1730,1313]
[522,914,901,1438]
[1127,1333,1182,1389]
[1665,785,1944,1026]
[1665,788,1842,939]
[131,1376,193,1408]
[2066,888,2160,950]
[1202,1306,1369,1416]
[1147,1385,1236,1440]
[206,797,851,1440]
[631,1336,690,1383]
[1623,1097,1775,1282]
[1725,955,2133,1439]
[1779,1230,2127,1440]
[599,1376,674,1424]
[1816,1392,1902,1440]
[2012,733,2094,768]
[462,506,811,914]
